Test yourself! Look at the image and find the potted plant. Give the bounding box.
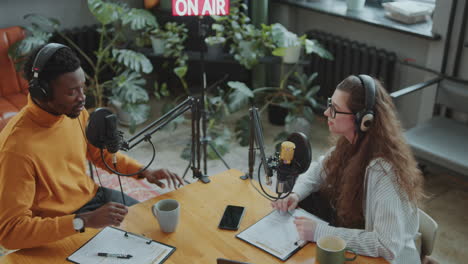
[149,22,189,94]
[204,36,226,58]
[9,0,158,130]
[210,0,272,69]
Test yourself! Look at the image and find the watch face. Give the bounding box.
[73,217,84,230]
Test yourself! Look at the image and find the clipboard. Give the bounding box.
[67,226,175,264]
[236,209,327,261]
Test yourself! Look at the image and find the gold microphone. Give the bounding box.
[277,141,296,193]
[280,141,296,164]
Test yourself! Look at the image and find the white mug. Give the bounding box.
[152,199,180,233]
[347,0,366,11]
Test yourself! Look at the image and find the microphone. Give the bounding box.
[86,108,124,156]
[248,106,312,199]
[276,141,296,194]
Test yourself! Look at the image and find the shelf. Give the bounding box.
[274,0,440,40]
[139,48,309,66]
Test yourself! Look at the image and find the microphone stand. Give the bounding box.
[242,107,296,201]
[113,96,204,182]
[241,107,273,180]
[181,16,231,183]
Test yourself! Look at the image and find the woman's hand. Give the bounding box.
[271,193,299,213]
[294,216,317,242]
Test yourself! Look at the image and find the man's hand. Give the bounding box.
[140,168,183,189]
[294,216,317,242]
[78,202,128,228]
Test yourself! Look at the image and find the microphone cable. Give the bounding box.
[248,153,301,201]
[80,117,126,206]
[98,139,156,177]
[113,162,126,206]
[78,119,104,188]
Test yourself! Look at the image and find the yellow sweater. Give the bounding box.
[0,96,142,249]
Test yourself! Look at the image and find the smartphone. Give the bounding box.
[216,258,252,264]
[218,205,245,230]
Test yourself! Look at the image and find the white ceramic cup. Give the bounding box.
[152,199,180,233]
[347,0,366,11]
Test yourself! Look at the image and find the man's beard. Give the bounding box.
[66,112,81,119]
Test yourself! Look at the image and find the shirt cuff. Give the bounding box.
[60,214,79,236]
[314,222,335,242]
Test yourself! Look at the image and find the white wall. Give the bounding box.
[270,0,466,128]
[0,0,143,29]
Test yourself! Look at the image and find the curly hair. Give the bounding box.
[23,44,80,100]
[321,75,425,228]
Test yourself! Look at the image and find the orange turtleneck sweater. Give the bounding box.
[0,96,142,249]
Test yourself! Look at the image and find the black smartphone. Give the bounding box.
[216,258,252,264]
[218,205,245,230]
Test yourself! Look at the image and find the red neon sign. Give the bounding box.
[172,0,230,16]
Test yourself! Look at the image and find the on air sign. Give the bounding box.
[172,0,230,16]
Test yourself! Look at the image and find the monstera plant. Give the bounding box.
[9,0,158,129]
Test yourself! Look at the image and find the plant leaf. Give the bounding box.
[109,70,149,104]
[272,47,286,57]
[279,101,296,110]
[227,81,254,111]
[304,39,334,60]
[88,0,124,25]
[303,106,315,124]
[306,85,320,97]
[122,8,158,30]
[112,49,153,73]
[23,14,60,32]
[174,66,187,78]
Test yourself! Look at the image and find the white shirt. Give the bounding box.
[293,154,421,264]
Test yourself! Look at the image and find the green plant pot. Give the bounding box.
[151,37,166,55]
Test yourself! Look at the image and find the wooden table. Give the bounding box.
[0,169,389,264]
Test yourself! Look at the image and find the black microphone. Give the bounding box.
[86,108,124,154]
[276,141,296,194]
[274,133,312,195]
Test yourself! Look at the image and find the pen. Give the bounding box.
[97,252,133,259]
[294,239,305,246]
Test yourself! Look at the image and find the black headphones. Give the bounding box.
[29,43,70,101]
[355,74,376,132]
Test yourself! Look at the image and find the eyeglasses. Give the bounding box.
[327,97,354,119]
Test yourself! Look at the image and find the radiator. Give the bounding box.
[306,30,397,97]
[50,26,100,77]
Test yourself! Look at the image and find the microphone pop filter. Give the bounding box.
[286,132,312,174]
[86,108,116,150]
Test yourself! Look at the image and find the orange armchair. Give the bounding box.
[0,26,29,131]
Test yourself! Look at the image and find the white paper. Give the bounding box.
[67,227,174,264]
[237,209,327,260]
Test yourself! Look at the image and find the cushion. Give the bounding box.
[0,97,21,131]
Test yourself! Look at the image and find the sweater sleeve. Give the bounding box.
[0,152,76,249]
[81,110,142,178]
[313,161,415,261]
[292,151,329,201]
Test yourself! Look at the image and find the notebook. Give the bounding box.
[67,226,175,264]
[236,209,327,261]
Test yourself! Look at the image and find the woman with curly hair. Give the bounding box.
[272,75,425,264]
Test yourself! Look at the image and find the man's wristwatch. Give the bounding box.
[73,216,85,233]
